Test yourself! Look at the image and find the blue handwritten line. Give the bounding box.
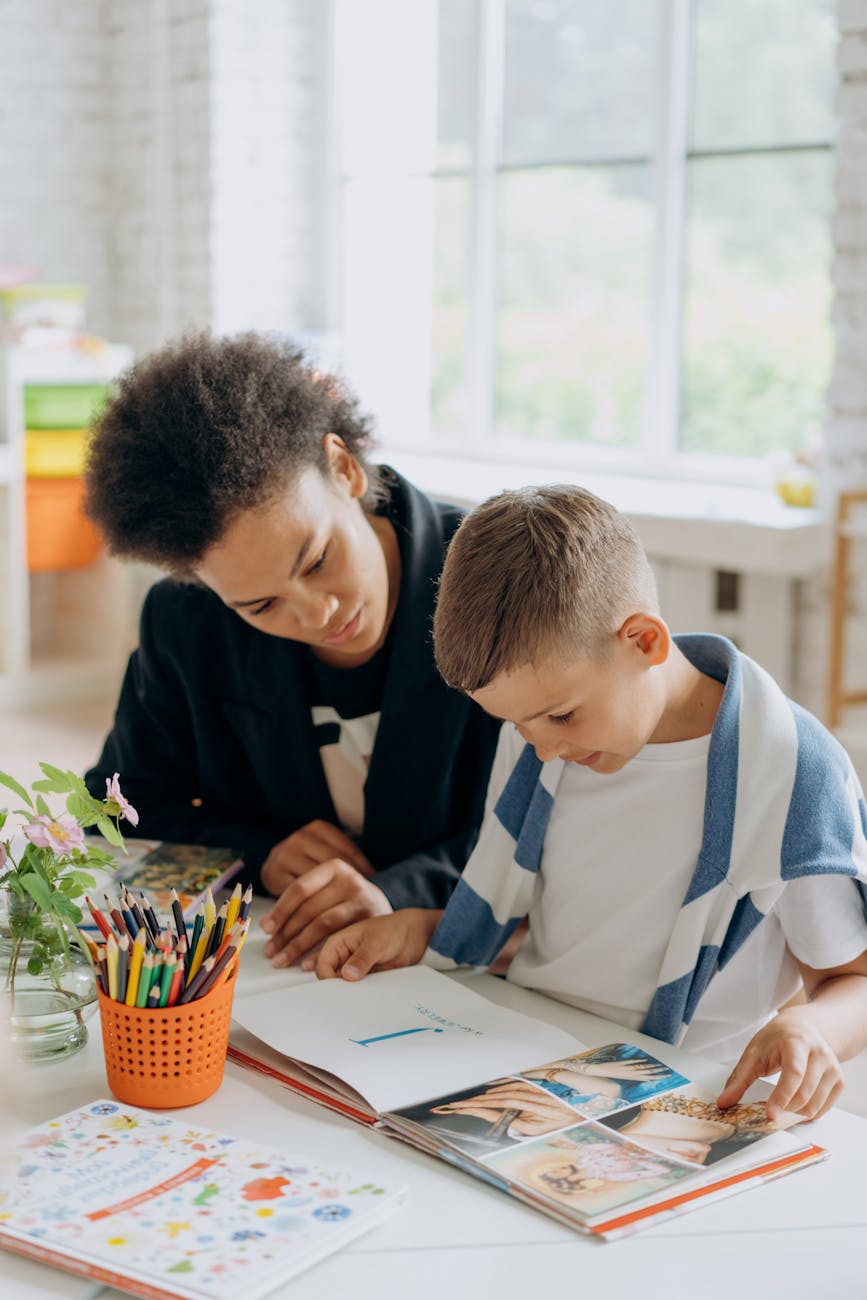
[350,1027,445,1048]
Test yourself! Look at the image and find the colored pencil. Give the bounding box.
[205,903,227,960]
[136,953,155,1008]
[169,888,186,945]
[166,959,184,1007]
[85,896,113,941]
[194,944,236,999]
[158,953,176,1007]
[115,934,130,1003]
[224,882,243,933]
[106,933,119,1001]
[125,929,147,1006]
[186,907,204,978]
[238,884,253,923]
[188,927,210,983]
[178,955,215,1004]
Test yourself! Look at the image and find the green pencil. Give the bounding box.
[158,954,176,1007]
[136,953,155,1008]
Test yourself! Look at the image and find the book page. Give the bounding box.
[231,966,585,1114]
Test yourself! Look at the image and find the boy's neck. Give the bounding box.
[649,644,724,744]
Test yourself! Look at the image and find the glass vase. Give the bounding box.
[0,890,97,1061]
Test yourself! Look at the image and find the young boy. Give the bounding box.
[310,485,867,1122]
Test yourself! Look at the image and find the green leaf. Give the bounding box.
[0,771,32,807]
[21,873,52,912]
[34,794,51,818]
[32,776,70,795]
[0,810,6,831]
[60,871,97,896]
[96,816,123,847]
[52,895,83,924]
[27,953,44,976]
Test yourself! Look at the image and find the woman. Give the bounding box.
[84,333,500,966]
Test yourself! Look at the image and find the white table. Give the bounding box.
[3,916,867,1300]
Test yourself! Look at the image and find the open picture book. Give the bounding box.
[229,967,827,1241]
[0,1100,405,1300]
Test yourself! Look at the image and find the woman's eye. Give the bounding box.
[250,599,275,616]
[549,711,574,726]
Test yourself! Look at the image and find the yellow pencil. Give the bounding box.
[106,933,119,1001]
[204,887,217,933]
[188,927,210,982]
[125,928,147,1006]
[224,882,243,933]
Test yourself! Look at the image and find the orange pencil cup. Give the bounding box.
[97,968,237,1108]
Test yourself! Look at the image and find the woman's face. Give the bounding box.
[195,441,399,666]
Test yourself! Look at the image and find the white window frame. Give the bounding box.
[328,0,834,490]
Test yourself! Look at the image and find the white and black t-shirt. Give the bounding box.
[306,644,390,838]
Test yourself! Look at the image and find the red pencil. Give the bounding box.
[166,960,184,1006]
[85,896,113,941]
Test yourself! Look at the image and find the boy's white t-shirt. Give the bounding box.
[506,730,867,1061]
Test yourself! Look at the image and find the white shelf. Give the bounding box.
[5,342,133,385]
[0,443,12,485]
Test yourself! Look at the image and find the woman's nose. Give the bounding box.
[292,590,339,630]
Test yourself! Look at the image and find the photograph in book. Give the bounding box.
[390,1042,690,1157]
[484,1123,694,1218]
[597,1087,802,1167]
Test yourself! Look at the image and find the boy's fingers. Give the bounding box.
[765,1044,809,1118]
[314,928,360,979]
[717,1053,761,1109]
[807,1076,845,1122]
[782,1055,827,1116]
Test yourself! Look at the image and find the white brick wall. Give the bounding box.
[0,0,328,353]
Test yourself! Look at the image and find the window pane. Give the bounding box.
[342,178,435,443]
[495,166,652,446]
[437,0,477,172]
[681,151,833,458]
[337,0,438,175]
[691,0,836,151]
[503,0,657,166]
[432,178,471,435]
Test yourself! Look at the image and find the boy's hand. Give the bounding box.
[261,861,392,967]
[260,819,373,895]
[310,909,441,980]
[716,1007,845,1122]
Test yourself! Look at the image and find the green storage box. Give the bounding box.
[23,384,110,430]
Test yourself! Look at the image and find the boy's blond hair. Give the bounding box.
[433,484,658,691]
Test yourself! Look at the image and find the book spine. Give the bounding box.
[226,1044,378,1126]
[0,1233,191,1300]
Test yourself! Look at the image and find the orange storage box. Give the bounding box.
[26,477,101,572]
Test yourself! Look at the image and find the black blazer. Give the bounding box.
[86,471,500,909]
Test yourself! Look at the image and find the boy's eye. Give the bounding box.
[549,711,574,726]
[306,546,328,576]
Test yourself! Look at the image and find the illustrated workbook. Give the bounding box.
[0,1100,405,1300]
[85,839,243,923]
[229,967,826,1240]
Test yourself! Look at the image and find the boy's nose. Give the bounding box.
[531,735,563,764]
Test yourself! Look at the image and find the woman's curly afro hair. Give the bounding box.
[83,331,385,572]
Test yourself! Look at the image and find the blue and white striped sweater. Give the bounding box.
[427,635,867,1045]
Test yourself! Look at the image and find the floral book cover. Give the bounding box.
[0,1100,405,1300]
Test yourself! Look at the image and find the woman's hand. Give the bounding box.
[260,819,373,896]
[261,859,392,967]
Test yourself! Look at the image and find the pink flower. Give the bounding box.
[23,814,86,855]
[105,773,139,827]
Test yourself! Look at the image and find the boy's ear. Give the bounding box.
[323,432,368,500]
[618,613,670,666]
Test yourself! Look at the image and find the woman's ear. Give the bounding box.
[618,613,670,666]
[322,432,368,500]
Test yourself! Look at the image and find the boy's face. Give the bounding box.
[468,620,668,776]
[195,440,398,666]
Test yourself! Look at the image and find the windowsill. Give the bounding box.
[382,448,830,579]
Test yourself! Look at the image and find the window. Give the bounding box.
[332,0,836,479]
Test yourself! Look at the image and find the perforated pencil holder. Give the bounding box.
[97,968,237,1108]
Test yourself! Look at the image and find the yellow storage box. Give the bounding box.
[25,429,90,477]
